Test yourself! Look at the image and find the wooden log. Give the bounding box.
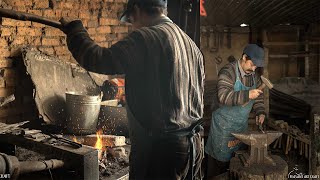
[230,155,288,180]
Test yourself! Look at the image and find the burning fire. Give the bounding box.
[73,136,80,143]
[94,130,103,150]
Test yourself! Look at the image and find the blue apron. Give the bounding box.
[205,62,256,162]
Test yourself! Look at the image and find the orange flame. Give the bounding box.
[72,136,80,143]
[94,130,103,150]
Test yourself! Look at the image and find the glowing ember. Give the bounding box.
[94,130,103,150]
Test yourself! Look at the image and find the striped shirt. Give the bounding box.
[213,60,265,116]
[65,16,205,132]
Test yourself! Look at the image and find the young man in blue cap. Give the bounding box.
[60,0,205,179]
[205,44,266,177]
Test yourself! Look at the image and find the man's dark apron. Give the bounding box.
[205,62,256,162]
[127,106,203,179]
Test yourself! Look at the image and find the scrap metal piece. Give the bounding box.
[232,131,282,166]
[22,48,100,125]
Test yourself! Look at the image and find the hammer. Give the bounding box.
[242,75,274,133]
[242,75,273,107]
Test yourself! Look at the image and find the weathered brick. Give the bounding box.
[0,27,15,37]
[41,38,61,46]
[112,26,128,33]
[99,18,119,26]
[79,12,91,20]
[97,26,112,34]
[0,39,8,47]
[29,37,42,46]
[43,10,55,18]
[93,35,107,42]
[0,49,11,58]
[12,6,27,12]
[88,20,99,28]
[17,27,42,36]
[54,46,68,55]
[54,10,63,18]
[38,47,55,55]
[9,0,32,7]
[0,59,13,68]
[1,18,17,26]
[45,28,65,36]
[31,22,46,28]
[61,2,75,9]
[33,0,49,8]
[27,9,42,16]
[87,28,96,35]
[2,18,31,27]
[11,36,26,46]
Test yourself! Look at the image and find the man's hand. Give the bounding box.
[256,114,265,125]
[59,17,81,34]
[249,89,263,100]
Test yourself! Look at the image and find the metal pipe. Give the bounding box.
[19,159,64,174]
[0,8,62,29]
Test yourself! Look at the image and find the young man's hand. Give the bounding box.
[249,89,263,100]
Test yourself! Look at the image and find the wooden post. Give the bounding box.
[262,30,270,116]
[305,41,309,78]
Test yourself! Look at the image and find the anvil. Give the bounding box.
[232,131,282,166]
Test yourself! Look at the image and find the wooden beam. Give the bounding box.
[269,54,319,58]
[264,41,320,46]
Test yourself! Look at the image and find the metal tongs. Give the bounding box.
[48,133,82,148]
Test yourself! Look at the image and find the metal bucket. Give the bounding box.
[65,92,101,135]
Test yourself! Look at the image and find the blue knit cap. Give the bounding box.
[243,44,265,67]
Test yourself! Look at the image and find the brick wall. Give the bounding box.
[0,0,130,124]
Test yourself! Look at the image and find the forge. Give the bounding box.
[0,49,129,180]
